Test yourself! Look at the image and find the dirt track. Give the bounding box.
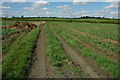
[28,26,56,78]
[52,30,105,78]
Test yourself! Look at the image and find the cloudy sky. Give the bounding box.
[0,0,119,18]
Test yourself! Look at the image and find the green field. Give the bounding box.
[2,17,120,24]
[1,18,119,78]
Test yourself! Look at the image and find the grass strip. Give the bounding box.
[2,26,41,78]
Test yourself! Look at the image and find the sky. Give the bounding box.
[0,0,119,18]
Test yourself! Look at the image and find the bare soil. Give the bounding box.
[28,26,56,78]
[102,39,118,43]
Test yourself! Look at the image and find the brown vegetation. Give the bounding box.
[2,21,37,31]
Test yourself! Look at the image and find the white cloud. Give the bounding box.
[57,5,72,10]
[45,12,54,15]
[73,2,87,5]
[105,2,119,9]
[72,0,98,5]
[110,11,119,14]
[72,0,119,4]
[0,1,2,4]
[104,0,119,2]
[79,10,88,13]
[21,7,30,9]
[73,0,98,2]
[23,12,28,14]
[0,12,5,14]
[21,0,49,12]
[20,0,50,17]
[0,6,11,9]
[73,10,89,17]
[93,10,119,18]
[57,5,74,17]
[30,0,49,10]
[8,0,26,2]
[42,7,48,10]
[34,1,49,5]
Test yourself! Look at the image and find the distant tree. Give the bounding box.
[12,16,15,18]
[98,17,100,18]
[21,15,24,18]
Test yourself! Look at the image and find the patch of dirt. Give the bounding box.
[83,56,114,78]
[2,21,37,31]
[52,30,106,78]
[63,32,118,63]
[59,61,85,78]
[94,28,100,29]
[34,21,47,26]
[28,26,56,78]
[102,39,118,43]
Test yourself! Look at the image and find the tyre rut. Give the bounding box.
[28,26,56,78]
[52,29,105,78]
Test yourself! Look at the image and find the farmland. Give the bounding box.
[1,18,120,78]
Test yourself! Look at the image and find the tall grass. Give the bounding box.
[2,27,41,78]
[2,28,18,36]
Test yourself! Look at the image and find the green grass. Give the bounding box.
[56,22,118,41]
[2,26,41,78]
[53,22,119,54]
[2,20,15,25]
[46,24,83,77]
[52,22,119,78]
[46,25,70,71]
[2,28,18,36]
[2,33,19,54]
[61,26,118,54]
[2,17,120,24]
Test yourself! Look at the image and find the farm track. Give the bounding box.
[48,26,86,78]
[28,26,56,78]
[52,29,106,78]
[62,28,118,63]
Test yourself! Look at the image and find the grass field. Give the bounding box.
[2,25,41,78]
[1,18,119,78]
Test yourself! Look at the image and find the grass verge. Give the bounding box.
[2,26,41,78]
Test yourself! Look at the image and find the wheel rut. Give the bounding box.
[28,26,56,78]
[52,29,105,78]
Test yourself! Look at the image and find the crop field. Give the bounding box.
[1,18,120,79]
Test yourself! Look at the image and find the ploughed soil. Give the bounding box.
[28,26,56,78]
